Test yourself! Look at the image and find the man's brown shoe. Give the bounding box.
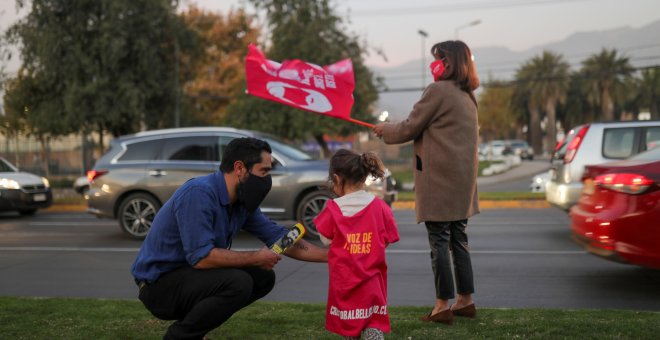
[420,309,453,325]
[451,303,476,318]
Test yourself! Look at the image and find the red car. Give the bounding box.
[570,147,660,269]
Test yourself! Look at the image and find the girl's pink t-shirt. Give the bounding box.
[314,197,400,337]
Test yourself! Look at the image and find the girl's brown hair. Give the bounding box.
[329,149,384,188]
[431,40,480,105]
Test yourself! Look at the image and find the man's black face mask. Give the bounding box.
[237,172,272,212]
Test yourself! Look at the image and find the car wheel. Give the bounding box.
[117,193,161,239]
[18,209,37,216]
[296,190,332,238]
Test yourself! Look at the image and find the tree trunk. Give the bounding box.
[529,105,543,155]
[651,98,659,120]
[314,134,331,159]
[601,88,614,121]
[38,134,50,177]
[545,99,557,155]
[98,123,105,155]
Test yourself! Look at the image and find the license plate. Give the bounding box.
[33,193,47,202]
[582,179,595,195]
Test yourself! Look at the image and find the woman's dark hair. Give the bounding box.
[329,149,385,187]
[430,40,480,104]
[219,137,272,173]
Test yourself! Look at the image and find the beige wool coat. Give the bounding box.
[382,80,480,223]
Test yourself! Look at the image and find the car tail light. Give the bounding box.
[564,125,590,164]
[87,169,108,182]
[595,173,654,194]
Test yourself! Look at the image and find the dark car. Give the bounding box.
[570,146,660,269]
[84,127,397,239]
[0,157,53,215]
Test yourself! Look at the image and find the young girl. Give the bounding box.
[314,149,400,340]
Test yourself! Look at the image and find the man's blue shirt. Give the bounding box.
[131,171,288,282]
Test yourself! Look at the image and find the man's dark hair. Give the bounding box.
[219,137,272,173]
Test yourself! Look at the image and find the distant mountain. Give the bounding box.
[374,19,660,121]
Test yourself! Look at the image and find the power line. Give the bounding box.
[351,0,595,16]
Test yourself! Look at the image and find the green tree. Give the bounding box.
[580,48,634,121]
[560,73,592,131]
[226,0,380,157]
[4,0,194,151]
[514,59,543,154]
[638,67,660,119]
[478,79,517,141]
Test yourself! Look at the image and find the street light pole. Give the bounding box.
[454,19,482,40]
[418,29,428,88]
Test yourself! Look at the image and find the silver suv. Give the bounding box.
[85,127,397,239]
[546,120,660,210]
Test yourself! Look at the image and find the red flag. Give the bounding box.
[245,44,355,121]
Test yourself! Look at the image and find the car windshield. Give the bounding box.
[258,135,313,161]
[629,146,660,161]
[0,158,18,172]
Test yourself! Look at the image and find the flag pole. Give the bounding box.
[349,118,375,129]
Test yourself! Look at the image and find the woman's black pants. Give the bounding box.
[425,220,475,300]
[138,266,275,340]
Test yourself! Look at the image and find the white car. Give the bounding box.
[530,171,551,193]
[0,157,53,215]
[546,121,660,210]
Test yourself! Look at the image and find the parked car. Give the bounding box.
[0,157,52,215]
[569,146,660,269]
[85,127,397,239]
[508,139,534,160]
[545,121,660,210]
[484,140,509,159]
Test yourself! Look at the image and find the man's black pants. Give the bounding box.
[138,266,275,340]
[425,220,475,300]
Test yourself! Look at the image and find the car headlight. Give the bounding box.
[534,177,544,184]
[0,178,21,190]
[42,177,50,188]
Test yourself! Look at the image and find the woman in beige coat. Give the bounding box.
[373,40,479,325]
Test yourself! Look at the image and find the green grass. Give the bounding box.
[396,191,544,201]
[0,297,657,339]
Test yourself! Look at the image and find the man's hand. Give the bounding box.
[255,246,282,270]
[193,246,282,270]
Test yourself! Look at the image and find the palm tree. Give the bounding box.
[515,51,570,154]
[638,67,660,119]
[580,48,634,121]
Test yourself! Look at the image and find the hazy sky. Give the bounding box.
[2,0,659,69]
[188,0,660,67]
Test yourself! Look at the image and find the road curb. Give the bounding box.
[392,200,550,210]
[45,200,551,213]
[45,204,87,212]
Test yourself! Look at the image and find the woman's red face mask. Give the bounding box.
[429,59,445,81]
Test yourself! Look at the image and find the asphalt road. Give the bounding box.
[1,208,659,311]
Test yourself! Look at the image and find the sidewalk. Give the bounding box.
[477,157,551,187]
